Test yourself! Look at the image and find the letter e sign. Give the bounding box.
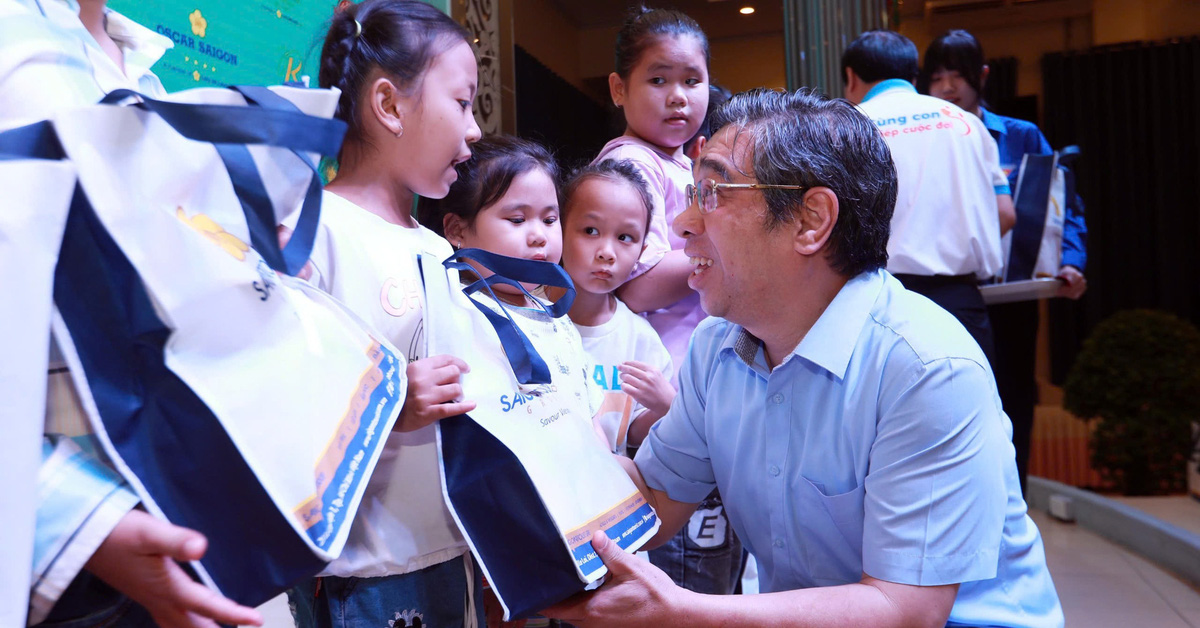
[686,505,727,549]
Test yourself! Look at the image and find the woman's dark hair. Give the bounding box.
[917,29,985,97]
[417,135,560,236]
[318,0,470,141]
[561,159,655,237]
[614,5,710,79]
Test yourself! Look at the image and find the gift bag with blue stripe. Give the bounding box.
[420,249,660,621]
[0,86,408,605]
[1002,151,1067,282]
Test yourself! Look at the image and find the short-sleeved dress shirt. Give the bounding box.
[635,269,1063,627]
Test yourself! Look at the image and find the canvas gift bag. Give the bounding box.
[421,249,660,621]
[0,152,76,627]
[1002,151,1068,282]
[4,86,408,606]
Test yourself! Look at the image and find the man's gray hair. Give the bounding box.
[708,88,897,277]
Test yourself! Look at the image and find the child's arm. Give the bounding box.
[395,355,476,432]
[616,249,695,313]
[618,360,677,448]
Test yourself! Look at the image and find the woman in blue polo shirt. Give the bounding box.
[918,29,1088,496]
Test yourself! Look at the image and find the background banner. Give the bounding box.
[110,0,450,92]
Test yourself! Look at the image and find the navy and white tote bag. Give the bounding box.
[421,249,660,621]
[0,86,407,605]
[1002,151,1067,282]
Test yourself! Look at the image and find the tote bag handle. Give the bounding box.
[100,87,346,276]
[443,248,575,385]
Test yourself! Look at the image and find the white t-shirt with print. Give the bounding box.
[309,190,467,578]
[573,300,672,456]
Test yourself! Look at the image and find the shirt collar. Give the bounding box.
[979,107,1007,136]
[718,269,885,379]
[793,269,884,379]
[861,78,915,103]
[105,10,173,79]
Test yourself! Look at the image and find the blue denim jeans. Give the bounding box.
[648,489,743,595]
[288,555,484,628]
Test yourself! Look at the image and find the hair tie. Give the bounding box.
[353,19,362,38]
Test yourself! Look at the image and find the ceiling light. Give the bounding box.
[739,6,755,14]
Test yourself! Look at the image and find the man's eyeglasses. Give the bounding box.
[685,178,806,214]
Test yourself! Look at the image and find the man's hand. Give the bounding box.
[396,354,476,432]
[84,510,263,628]
[542,530,683,627]
[1056,265,1087,300]
[618,361,675,416]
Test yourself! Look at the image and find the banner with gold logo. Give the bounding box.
[110,1,450,93]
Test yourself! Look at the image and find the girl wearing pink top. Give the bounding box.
[593,5,744,599]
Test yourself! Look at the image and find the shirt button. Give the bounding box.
[771,393,784,404]
[769,465,780,477]
[774,538,785,548]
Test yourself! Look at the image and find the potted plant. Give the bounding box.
[1063,309,1200,496]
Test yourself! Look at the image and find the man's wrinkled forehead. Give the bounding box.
[694,124,757,182]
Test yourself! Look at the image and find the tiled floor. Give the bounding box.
[1033,509,1200,627]
[254,510,1200,627]
[1112,495,1200,537]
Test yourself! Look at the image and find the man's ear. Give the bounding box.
[842,68,857,100]
[980,64,990,91]
[443,214,468,247]
[609,72,626,109]
[795,187,838,257]
[367,75,406,137]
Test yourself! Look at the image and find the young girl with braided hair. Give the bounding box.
[286,2,484,626]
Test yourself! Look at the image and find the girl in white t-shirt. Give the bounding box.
[558,159,674,457]
[417,135,604,628]
[287,2,484,627]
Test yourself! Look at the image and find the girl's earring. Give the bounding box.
[395,122,404,139]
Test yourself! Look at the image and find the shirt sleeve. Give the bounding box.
[633,323,718,504]
[1061,185,1087,271]
[861,356,1009,587]
[0,1,106,131]
[1046,128,1087,271]
[597,148,669,280]
[30,435,139,624]
[981,130,1011,196]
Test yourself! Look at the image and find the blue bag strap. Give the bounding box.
[0,121,66,160]
[213,142,322,275]
[99,88,340,275]
[443,248,575,385]
[1006,153,1055,282]
[219,86,324,275]
[100,89,345,155]
[449,248,574,314]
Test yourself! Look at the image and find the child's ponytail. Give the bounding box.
[318,0,471,141]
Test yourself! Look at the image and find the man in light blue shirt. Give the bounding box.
[546,89,1063,627]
